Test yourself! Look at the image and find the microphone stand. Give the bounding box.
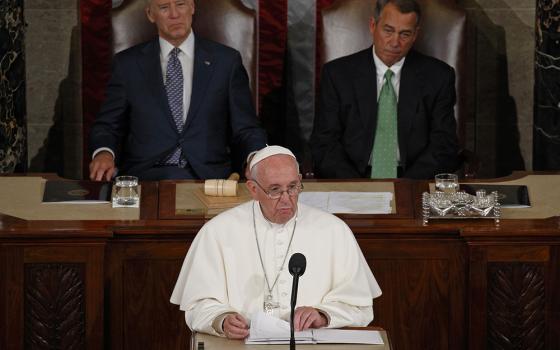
[290,273,300,350]
[288,253,306,350]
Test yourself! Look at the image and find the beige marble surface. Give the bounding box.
[0,177,139,221]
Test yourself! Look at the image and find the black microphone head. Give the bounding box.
[288,253,306,276]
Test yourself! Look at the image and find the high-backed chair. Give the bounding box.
[320,0,478,177]
[111,0,257,103]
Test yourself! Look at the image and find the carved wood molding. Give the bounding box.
[24,263,85,349]
[487,263,545,350]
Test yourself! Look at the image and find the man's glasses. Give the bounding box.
[251,179,304,200]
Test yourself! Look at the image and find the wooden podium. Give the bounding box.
[2,173,560,349]
[191,330,392,350]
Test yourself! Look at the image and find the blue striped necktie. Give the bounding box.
[164,47,186,166]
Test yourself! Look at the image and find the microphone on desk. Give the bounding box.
[289,253,306,350]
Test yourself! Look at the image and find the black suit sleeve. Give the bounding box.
[402,66,459,179]
[88,57,129,161]
[311,64,362,178]
[227,52,267,164]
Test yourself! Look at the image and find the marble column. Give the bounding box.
[534,0,560,170]
[0,0,26,173]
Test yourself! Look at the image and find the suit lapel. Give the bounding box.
[398,50,423,164]
[184,38,216,131]
[137,39,178,133]
[354,48,378,135]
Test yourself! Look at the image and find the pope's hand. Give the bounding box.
[223,313,250,339]
[294,306,328,331]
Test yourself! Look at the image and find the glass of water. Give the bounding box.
[434,173,458,194]
[113,176,139,206]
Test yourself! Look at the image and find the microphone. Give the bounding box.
[289,253,306,350]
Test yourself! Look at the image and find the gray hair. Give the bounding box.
[145,0,195,8]
[373,0,422,26]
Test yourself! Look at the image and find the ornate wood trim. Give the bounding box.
[487,263,546,349]
[24,263,85,349]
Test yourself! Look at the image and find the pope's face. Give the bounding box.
[370,2,418,67]
[247,155,301,224]
[146,0,194,47]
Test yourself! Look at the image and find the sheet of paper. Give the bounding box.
[328,192,392,214]
[298,192,330,212]
[245,312,385,345]
[246,312,312,344]
[313,329,384,344]
[299,192,393,214]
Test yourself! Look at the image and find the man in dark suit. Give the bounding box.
[311,0,459,179]
[89,0,267,181]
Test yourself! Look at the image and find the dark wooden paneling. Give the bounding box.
[2,246,24,349]
[548,246,560,350]
[363,238,467,350]
[2,243,104,350]
[469,244,559,350]
[469,246,488,350]
[107,241,191,350]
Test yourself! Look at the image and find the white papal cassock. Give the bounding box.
[170,200,382,336]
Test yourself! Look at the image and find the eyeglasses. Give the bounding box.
[251,179,304,200]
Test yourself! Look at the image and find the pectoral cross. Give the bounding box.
[264,294,279,315]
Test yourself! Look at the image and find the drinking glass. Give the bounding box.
[434,173,458,194]
[113,176,139,206]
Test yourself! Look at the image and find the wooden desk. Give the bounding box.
[1,173,560,350]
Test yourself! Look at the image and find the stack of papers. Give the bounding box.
[299,192,393,214]
[245,312,384,345]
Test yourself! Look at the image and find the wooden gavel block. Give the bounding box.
[204,173,240,197]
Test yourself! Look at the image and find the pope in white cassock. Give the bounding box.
[170,145,382,339]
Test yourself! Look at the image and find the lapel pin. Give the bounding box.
[204,61,211,66]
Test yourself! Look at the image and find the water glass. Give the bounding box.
[434,173,458,194]
[113,176,139,206]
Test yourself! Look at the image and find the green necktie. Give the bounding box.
[370,69,398,179]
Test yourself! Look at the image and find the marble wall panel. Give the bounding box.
[25,0,76,9]
[27,123,61,171]
[0,0,26,173]
[475,122,499,176]
[462,0,535,9]
[25,1,82,178]
[459,0,535,177]
[534,0,560,170]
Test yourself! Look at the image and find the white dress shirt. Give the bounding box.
[372,46,405,101]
